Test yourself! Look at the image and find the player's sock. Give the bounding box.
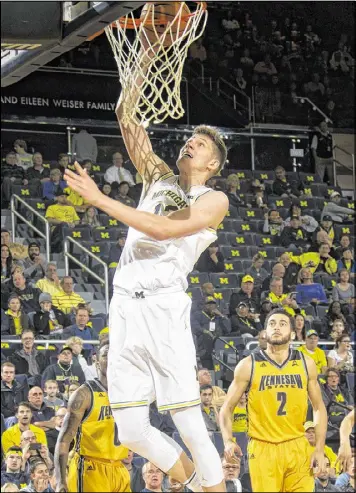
[184,471,203,492]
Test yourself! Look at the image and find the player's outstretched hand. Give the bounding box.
[336,441,352,473]
[64,162,102,206]
[224,438,242,464]
[310,448,327,476]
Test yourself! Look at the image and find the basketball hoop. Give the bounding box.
[105,2,208,126]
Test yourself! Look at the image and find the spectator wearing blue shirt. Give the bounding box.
[42,169,66,201]
[296,268,328,305]
[337,247,356,274]
[62,306,95,360]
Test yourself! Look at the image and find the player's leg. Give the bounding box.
[170,406,225,492]
[109,294,203,491]
[147,292,225,492]
[248,439,284,492]
[113,405,202,491]
[68,455,105,493]
[283,437,314,492]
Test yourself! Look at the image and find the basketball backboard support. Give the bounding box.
[1,1,145,88]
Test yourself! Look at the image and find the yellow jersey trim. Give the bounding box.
[111,400,148,409]
[158,398,201,412]
[158,171,174,182]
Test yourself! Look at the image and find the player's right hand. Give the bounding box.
[224,438,242,463]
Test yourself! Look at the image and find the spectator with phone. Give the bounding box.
[20,430,53,472]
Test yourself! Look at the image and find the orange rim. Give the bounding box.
[116,1,207,29]
[86,2,207,41]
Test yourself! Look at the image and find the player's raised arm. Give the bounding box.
[305,356,328,475]
[337,409,355,472]
[116,47,171,186]
[54,385,91,493]
[220,357,252,462]
[65,164,229,239]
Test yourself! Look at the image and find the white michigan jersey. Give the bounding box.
[113,171,217,293]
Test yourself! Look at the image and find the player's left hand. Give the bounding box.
[336,442,352,472]
[310,448,327,475]
[64,162,102,206]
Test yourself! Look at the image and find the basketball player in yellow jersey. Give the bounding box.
[220,309,328,492]
[54,340,130,493]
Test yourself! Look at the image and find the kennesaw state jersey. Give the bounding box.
[113,172,217,293]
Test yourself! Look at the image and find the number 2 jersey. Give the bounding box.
[113,172,217,293]
[74,379,128,461]
[247,349,309,443]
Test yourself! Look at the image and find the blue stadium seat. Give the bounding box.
[188,272,210,286]
[268,196,292,209]
[257,246,279,259]
[298,172,321,184]
[316,305,328,319]
[217,219,237,233]
[334,223,355,238]
[253,170,275,181]
[93,227,121,242]
[186,287,202,300]
[225,206,239,219]
[90,316,106,335]
[233,221,258,234]
[346,373,355,398]
[298,198,316,210]
[210,273,239,288]
[233,432,248,456]
[255,234,279,247]
[212,432,225,455]
[12,185,38,198]
[26,198,47,215]
[99,215,128,229]
[225,232,255,247]
[81,241,110,258]
[213,288,234,303]
[239,207,264,221]
[63,225,92,242]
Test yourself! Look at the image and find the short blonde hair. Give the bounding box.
[226,173,240,186]
[66,336,83,348]
[193,125,227,172]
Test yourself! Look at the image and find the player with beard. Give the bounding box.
[220,309,328,492]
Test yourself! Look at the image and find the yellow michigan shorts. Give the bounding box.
[68,453,131,492]
[248,436,314,492]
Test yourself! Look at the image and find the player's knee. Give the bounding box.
[113,407,150,448]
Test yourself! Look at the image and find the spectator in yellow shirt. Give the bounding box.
[288,243,337,275]
[36,263,64,297]
[232,393,247,433]
[266,276,299,316]
[45,189,79,253]
[64,186,89,213]
[52,276,87,315]
[304,421,341,476]
[1,402,47,454]
[297,329,328,374]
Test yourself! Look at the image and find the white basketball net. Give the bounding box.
[105,2,208,125]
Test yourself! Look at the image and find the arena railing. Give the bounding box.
[216,77,252,122]
[1,339,100,349]
[10,194,51,263]
[294,96,333,125]
[63,236,109,314]
[333,144,355,189]
[245,340,355,350]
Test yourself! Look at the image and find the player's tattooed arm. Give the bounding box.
[54,385,91,492]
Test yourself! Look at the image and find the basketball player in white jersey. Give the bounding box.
[64,58,228,493]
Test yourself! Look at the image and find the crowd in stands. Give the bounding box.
[1,126,355,491]
[50,3,354,128]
